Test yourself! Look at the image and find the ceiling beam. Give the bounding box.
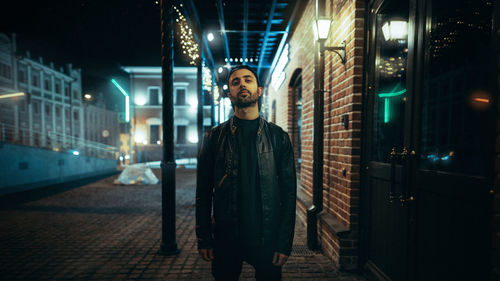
[257,0,278,76]
[223,30,287,34]
[216,0,231,62]
[265,0,301,86]
[243,0,249,60]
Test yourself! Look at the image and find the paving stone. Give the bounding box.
[0,167,366,280]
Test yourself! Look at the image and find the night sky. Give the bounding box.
[1,0,190,110]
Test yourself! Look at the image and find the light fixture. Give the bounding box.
[111,79,130,122]
[0,92,25,99]
[135,96,146,106]
[222,84,228,90]
[381,20,408,41]
[313,17,332,40]
[207,32,214,42]
[218,67,224,73]
[313,17,347,64]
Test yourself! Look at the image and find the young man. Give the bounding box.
[196,65,297,281]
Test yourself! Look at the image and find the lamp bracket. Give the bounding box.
[323,41,346,64]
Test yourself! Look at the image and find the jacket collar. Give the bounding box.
[230,116,264,136]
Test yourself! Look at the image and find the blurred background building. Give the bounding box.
[122,66,212,163]
[0,33,121,195]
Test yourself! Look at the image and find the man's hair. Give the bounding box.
[227,65,261,86]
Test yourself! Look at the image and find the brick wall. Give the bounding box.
[267,0,364,270]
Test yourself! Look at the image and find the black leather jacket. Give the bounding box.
[196,117,297,255]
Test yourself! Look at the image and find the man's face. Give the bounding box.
[228,68,262,108]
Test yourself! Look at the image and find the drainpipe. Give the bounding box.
[307,0,325,250]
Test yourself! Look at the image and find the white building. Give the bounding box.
[0,33,118,159]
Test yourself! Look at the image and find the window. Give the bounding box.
[0,63,11,78]
[73,111,79,120]
[176,89,186,105]
[177,125,186,144]
[33,101,40,114]
[65,109,70,119]
[18,69,26,83]
[73,90,79,100]
[20,100,26,112]
[32,73,40,87]
[55,107,61,118]
[55,80,61,93]
[45,104,51,115]
[149,88,160,105]
[150,125,160,144]
[64,85,70,96]
[44,77,51,91]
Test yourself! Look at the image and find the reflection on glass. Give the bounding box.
[371,1,409,163]
[419,0,493,176]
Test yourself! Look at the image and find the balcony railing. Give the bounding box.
[0,122,118,159]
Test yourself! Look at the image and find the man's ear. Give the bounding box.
[258,87,263,97]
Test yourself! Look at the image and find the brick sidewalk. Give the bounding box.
[0,168,366,281]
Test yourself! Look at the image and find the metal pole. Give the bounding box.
[197,51,204,150]
[159,0,179,255]
[211,70,216,126]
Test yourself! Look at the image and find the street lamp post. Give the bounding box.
[159,0,179,255]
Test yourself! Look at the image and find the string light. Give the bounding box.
[174,5,200,65]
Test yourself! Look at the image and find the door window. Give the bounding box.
[418,0,494,176]
[371,1,409,163]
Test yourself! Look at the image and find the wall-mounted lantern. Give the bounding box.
[313,17,346,64]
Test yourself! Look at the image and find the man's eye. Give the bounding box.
[245,80,252,83]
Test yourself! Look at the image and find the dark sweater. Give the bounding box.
[234,116,262,248]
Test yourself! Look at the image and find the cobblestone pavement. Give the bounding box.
[0,168,367,281]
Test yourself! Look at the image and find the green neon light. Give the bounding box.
[111,79,130,122]
[378,88,407,98]
[384,98,390,123]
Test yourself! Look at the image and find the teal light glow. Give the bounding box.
[378,88,406,98]
[111,79,130,122]
[384,98,390,123]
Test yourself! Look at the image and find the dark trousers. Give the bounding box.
[211,240,281,281]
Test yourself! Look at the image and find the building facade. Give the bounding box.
[265,0,498,280]
[0,33,120,159]
[122,66,212,163]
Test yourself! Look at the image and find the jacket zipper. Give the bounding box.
[218,174,228,187]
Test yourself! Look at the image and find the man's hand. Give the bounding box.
[272,252,289,266]
[198,248,214,261]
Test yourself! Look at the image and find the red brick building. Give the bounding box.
[265,0,499,280]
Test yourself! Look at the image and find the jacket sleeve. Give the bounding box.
[195,130,215,249]
[275,131,297,256]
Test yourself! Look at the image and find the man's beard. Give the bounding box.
[233,90,259,108]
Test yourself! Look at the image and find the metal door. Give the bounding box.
[409,0,495,280]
